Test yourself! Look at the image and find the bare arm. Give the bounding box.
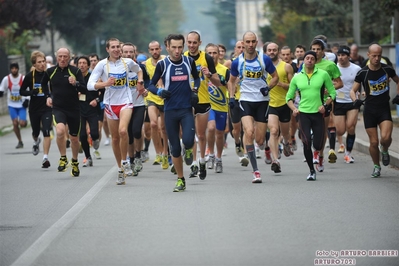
[350,81,361,101]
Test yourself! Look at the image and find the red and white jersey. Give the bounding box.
[88,57,141,105]
[0,74,26,108]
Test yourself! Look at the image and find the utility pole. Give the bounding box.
[352,0,360,44]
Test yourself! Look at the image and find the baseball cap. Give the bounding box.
[337,45,350,56]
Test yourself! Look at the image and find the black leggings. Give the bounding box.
[165,108,195,158]
[30,110,52,138]
[298,113,325,171]
[80,114,99,159]
[128,105,145,145]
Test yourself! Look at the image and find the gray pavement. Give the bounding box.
[0,112,398,266]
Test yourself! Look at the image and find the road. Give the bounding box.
[0,126,398,266]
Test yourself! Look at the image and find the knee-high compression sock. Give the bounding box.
[328,127,336,150]
[246,144,258,172]
[346,133,356,152]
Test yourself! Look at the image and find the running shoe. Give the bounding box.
[123,162,133,176]
[104,138,110,146]
[235,145,244,157]
[199,162,207,180]
[16,141,23,149]
[255,144,261,158]
[207,155,215,169]
[161,155,169,169]
[291,139,297,151]
[224,142,228,149]
[316,158,324,172]
[240,156,249,167]
[70,160,80,177]
[42,158,50,168]
[278,143,283,159]
[205,147,210,157]
[313,151,319,164]
[381,149,390,166]
[141,150,149,162]
[92,139,100,150]
[66,139,70,149]
[32,137,41,156]
[264,149,272,164]
[94,150,101,159]
[371,165,381,178]
[271,160,281,173]
[170,164,177,174]
[307,170,316,181]
[344,155,354,164]
[83,157,93,167]
[328,149,337,163]
[283,142,292,157]
[116,171,125,185]
[58,157,68,172]
[252,171,262,183]
[215,160,223,173]
[189,164,198,178]
[184,148,194,166]
[173,178,186,192]
[338,144,345,153]
[153,154,161,165]
[134,157,143,172]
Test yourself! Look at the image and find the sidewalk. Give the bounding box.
[0,112,398,168]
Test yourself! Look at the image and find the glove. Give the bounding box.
[157,88,171,99]
[392,94,399,105]
[191,91,199,106]
[218,74,227,86]
[260,86,270,97]
[229,98,235,109]
[353,99,364,109]
[22,99,29,108]
[31,89,39,96]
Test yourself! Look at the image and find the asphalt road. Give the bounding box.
[0,127,398,266]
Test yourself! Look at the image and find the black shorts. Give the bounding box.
[239,100,269,123]
[324,103,333,117]
[363,105,392,129]
[333,102,358,116]
[268,104,291,122]
[147,100,164,113]
[194,103,211,115]
[229,99,241,124]
[97,103,104,122]
[52,108,81,137]
[144,106,150,123]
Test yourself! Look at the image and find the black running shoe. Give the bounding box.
[199,162,207,180]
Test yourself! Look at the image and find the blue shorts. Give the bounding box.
[208,109,227,131]
[8,106,27,121]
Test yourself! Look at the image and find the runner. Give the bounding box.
[0,63,27,148]
[87,38,144,185]
[227,31,278,183]
[19,51,53,168]
[148,34,200,192]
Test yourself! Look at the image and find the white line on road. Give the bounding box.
[10,166,116,266]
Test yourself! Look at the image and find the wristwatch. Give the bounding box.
[138,80,144,85]
[207,72,212,78]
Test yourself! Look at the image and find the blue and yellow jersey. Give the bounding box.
[184,50,210,104]
[209,63,229,112]
[145,56,165,105]
[268,60,289,107]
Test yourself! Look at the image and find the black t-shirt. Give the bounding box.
[19,70,52,113]
[79,72,100,117]
[354,63,396,108]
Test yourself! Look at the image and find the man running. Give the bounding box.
[148,33,200,192]
[19,51,53,168]
[88,38,144,185]
[350,43,399,177]
[228,31,278,183]
[41,48,87,177]
[0,63,27,149]
[334,46,361,163]
[287,50,336,181]
[264,42,294,173]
